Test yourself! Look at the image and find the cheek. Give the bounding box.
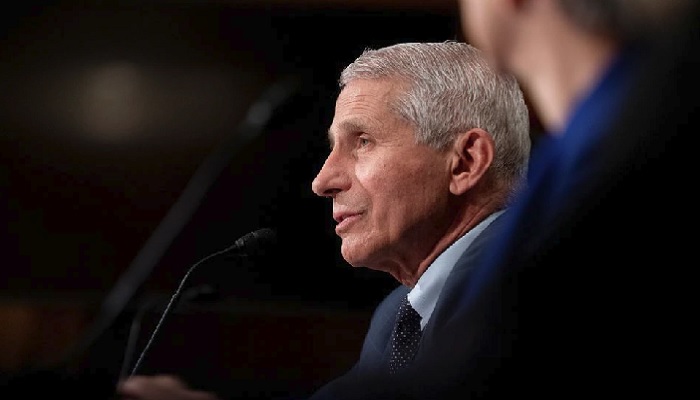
[460,1,485,43]
[363,159,446,221]
[461,1,497,57]
[356,159,411,199]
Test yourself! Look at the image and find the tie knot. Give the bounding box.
[388,296,422,374]
[396,297,421,327]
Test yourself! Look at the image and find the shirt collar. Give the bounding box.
[407,210,506,329]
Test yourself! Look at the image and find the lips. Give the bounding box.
[333,210,362,233]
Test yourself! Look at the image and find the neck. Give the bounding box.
[402,200,502,287]
[511,16,619,133]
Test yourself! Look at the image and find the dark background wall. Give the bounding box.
[0,1,463,398]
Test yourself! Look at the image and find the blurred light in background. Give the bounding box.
[80,62,144,142]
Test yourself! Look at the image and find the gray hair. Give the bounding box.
[556,0,694,39]
[339,41,530,203]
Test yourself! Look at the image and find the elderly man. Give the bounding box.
[307,40,529,398]
[117,40,531,400]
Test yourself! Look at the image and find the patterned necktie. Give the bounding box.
[388,296,422,374]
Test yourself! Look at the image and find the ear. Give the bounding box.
[448,128,495,195]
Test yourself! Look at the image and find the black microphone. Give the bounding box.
[122,227,277,379]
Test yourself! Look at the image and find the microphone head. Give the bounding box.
[231,227,277,257]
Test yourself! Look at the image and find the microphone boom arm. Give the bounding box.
[60,76,299,369]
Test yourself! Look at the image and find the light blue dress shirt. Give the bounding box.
[407,210,505,329]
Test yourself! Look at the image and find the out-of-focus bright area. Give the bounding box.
[0,0,459,398]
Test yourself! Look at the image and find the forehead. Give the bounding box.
[336,78,396,116]
[329,79,403,136]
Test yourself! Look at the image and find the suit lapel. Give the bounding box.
[420,213,509,342]
[356,285,410,371]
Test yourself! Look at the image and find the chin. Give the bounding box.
[340,248,363,267]
[341,231,388,269]
[341,242,371,269]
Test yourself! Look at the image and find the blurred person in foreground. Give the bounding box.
[117,40,531,400]
[416,0,700,397]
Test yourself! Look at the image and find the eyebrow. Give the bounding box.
[325,127,335,148]
[326,119,368,148]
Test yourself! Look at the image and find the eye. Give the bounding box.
[358,135,371,148]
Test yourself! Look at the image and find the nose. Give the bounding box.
[311,150,349,198]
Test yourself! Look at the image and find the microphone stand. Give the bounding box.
[59,75,301,372]
[117,284,219,382]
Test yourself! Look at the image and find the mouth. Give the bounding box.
[333,211,362,233]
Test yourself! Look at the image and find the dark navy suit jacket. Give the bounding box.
[308,212,509,399]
